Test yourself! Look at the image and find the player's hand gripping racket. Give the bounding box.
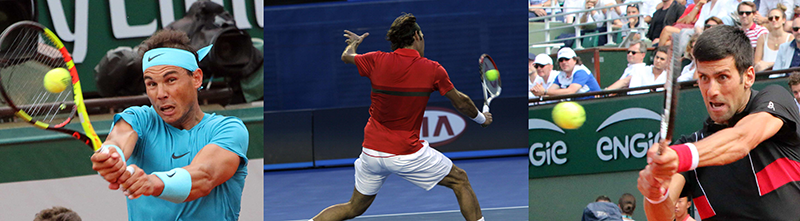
[0,21,101,151]
[658,34,682,155]
[479,54,501,112]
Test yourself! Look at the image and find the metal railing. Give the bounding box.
[529,1,646,53]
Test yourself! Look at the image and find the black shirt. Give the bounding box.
[676,85,800,220]
[645,1,685,41]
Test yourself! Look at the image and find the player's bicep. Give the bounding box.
[733,112,784,150]
[184,144,240,200]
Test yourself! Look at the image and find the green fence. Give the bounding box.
[34,0,263,94]
[0,106,263,184]
[529,77,792,178]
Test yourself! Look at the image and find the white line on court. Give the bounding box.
[285,206,528,221]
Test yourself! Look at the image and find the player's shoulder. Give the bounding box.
[121,105,158,117]
[754,85,793,103]
[203,113,247,130]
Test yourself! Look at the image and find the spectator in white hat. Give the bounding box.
[541,48,601,99]
[530,53,558,99]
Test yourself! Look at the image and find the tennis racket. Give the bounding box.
[658,33,682,155]
[0,21,101,151]
[479,54,501,112]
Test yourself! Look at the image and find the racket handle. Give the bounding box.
[482,104,489,113]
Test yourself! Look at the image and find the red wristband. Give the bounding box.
[669,143,698,172]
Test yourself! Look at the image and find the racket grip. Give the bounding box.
[482,104,489,113]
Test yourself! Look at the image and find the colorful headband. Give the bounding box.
[141,44,213,72]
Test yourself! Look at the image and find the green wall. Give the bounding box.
[0,106,263,184]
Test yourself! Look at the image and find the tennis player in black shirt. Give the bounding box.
[638,25,800,221]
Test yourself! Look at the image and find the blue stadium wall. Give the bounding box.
[263,0,528,169]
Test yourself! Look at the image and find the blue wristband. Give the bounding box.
[152,168,192,203]
[98,144,126,164]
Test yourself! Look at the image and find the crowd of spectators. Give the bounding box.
[530,0,800,102]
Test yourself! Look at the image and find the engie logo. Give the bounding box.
[529,119,568,166]
[420,107,466,146]
[595,108,662,161]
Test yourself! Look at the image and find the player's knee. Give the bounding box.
[450,166,471,186]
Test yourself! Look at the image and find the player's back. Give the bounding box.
[354,49,454,154]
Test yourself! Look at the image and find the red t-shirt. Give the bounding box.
[354,48,455,154]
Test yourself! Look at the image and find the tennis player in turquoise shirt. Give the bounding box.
[90,30,248,221]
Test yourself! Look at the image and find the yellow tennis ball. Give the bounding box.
[552,101,585,129]
[44,68,70,93]
[486,69,499,81]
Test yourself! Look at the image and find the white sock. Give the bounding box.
[477,217,485,221]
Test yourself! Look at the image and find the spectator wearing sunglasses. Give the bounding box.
[756,0,794,29]
[755,6,794,72]
[542,48,601,99]
[530,53,558,99]
[773,17,800,70]
[606,40,650,90]
[738,1,769,48]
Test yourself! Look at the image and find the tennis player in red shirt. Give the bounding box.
[310,13,492,221]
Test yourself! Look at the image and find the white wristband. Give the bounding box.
[686,143,699,171]
[645,188,670,204]
[471,112,486,124]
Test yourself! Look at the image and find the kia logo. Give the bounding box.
[420,107,466,146]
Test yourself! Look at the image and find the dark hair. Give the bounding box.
[693,25,752,77]
[789,72,800,86]
[654,45,669,56]
[139,29,198,75]
[705,16,724,25]
[574,56,584,65]
[627,4,639,10]
[386,13,420,51]
[34,206,82,221]
[618,193,636,215]
[595,195,611,202]
[738,1,756,11]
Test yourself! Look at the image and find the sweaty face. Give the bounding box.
[791,84,800,104]
[143,65,202,129]
[696,57,754,124]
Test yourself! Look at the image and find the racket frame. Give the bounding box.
[0,21,101,151]
[479,54,501,112]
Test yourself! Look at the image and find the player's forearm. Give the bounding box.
[341,42,360,64]
[693,112,782,167]
[643,199,677,221]
[450,90,479,118]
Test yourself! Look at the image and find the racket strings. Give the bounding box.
[0,26,73,125]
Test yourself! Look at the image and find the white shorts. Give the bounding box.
[354,141,453,195]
